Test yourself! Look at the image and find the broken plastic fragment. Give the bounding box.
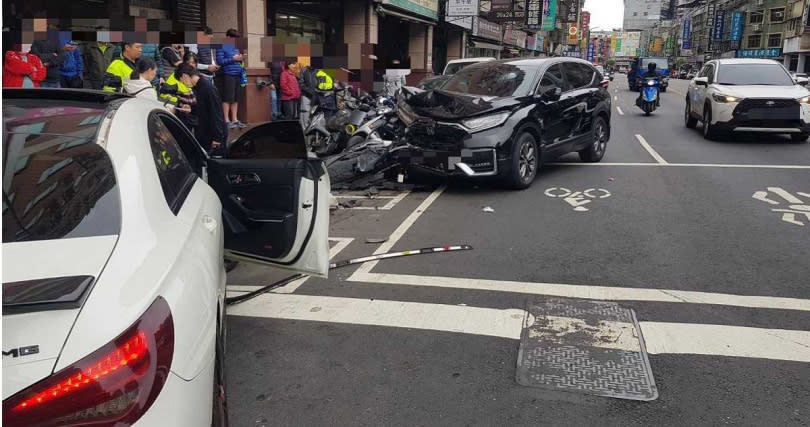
[482,207,495,213]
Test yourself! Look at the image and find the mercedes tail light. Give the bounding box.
[3,297,174,426]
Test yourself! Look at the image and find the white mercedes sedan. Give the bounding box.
[2,89,329,426]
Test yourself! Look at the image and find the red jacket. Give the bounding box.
[280,69,301,101]
[3,51,47,88]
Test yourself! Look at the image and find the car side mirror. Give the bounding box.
[797,77,809,86]
[694,77,709,86]
[540,87,562,102]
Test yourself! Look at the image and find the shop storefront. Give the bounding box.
[468,17,502,59]
[501,25,527,58]
[375,0,438,85]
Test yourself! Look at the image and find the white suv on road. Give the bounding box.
[684,59,810,142]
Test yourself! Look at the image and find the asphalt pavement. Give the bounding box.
[225,77,810,426]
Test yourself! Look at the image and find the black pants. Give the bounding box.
[281,100,299,120]
[61,75,83,88]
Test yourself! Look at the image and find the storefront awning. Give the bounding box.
[473,41,502,50]
[377,4,436,26]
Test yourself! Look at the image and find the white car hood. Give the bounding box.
[713,84,810,99]
[2,235,117,397]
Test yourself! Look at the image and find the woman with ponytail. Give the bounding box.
[126,57,189,114]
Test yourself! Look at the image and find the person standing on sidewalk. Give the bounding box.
[280,62,301,120]
[102,42,142,92]
[81,39,116,90]
[160,44,184,82]
[174,64,228,154]
[298,65,319,128]
[196,27,219,83]
[3,48,46,88]
[59,40,83,88]
[30,29,65,88]
[270,61,282,120]
[216,29,246,129]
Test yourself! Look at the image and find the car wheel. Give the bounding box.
[790,132,810,143]
[685,99,698,128]
[504,132,539,190]
[579,116,608,163]
[212,309,229,427]
[702,104,719,140]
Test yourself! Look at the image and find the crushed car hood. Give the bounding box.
[406,89,519,120]
[2,235,117,397]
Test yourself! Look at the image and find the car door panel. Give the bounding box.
[536,63,576,155]
[207,121,329,277]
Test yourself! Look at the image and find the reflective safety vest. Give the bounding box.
[316,70,333,91]
[159,73,194,106]
[102,55,136,92]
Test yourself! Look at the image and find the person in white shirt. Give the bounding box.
[125,57,189,115]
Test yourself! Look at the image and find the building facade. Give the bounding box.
[624,0,665,31]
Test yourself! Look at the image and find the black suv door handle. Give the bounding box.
[227,172,261,186]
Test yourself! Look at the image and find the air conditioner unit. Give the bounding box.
[752,24,762,32]
[774,11,785,20]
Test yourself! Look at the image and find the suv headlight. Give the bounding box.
[797,96,810,104]
[712,94,741,103]
[461,111,511,133]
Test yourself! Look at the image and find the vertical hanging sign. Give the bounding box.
[730,11,744,41]
[541,0,557,31]
[682,19,692,49]
[525,0,542,29]
[713,9,726,41]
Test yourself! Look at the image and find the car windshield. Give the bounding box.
[442,63,537,97]
[2,99,121,243]
[641,58,668,70]
[717,64,794,85]
[444,61,480,76]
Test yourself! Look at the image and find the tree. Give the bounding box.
[606,59,615,67]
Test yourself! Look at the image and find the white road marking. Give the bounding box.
[228,293,810,362]
[614,95,618,100]
[228,294,528,339]
[550,162,810,169]
[635,134,669,164]
[544,187,612,212]
[334,191,411,210]
[227,237,354,295]
[752,187,810,226]
[616,106,625,115]
[350,186,447,277]
[537,316,641,352]
[381,191,412,210]
[348,271,810,312]
[641,322,810,363]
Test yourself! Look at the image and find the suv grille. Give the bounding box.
[735,98,799,111]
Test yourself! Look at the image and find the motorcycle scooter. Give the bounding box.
[636,77,660,116]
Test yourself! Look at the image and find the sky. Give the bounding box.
[583,0,625,31]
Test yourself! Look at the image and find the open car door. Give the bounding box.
[207,121,329,277]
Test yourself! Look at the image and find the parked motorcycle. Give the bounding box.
[636,77,660,116]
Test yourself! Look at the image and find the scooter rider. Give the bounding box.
[638,62,661,106]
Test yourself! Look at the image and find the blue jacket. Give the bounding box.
[60,48,84,77]
[216,44,242,76]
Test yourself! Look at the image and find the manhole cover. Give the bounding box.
[516,298,658,401]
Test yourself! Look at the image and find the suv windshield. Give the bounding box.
[442,63,537,97]
[717,64,794,85]
[2,99,120,243]
[444,61,480,76]
[641,58,668,71]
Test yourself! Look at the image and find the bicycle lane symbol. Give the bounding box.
[544,187,612,212]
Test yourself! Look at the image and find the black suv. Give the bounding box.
[396,58,612,189]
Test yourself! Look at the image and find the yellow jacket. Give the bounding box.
[159,73,194,106]
[102,55,136,92]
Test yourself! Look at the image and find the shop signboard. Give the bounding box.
[682,19,692,49]
[737,48,782,58]
[541,0,557,31]
[384,0,439,20]
[712,9,726,41]
[448,0,479,16]
[525,0,542,29]
[614,32,621,55]
[535,35,544,51]
[568,23,579,43]
[448,15,474,29]
[581,11,590,39]
[563,0,579,23]
[473,17,503,41]
[489,0,525,22]
[730,11,744,41]
[526,34,536,50]
[587,43,595,62]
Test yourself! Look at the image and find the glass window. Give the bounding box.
[748,34,762,49]
[563,62,593,89]
[442,63,538,97]
[275,13,325,43]
[749,11,764,24]
[768,33,782,48]
[147,113,196,214]
[716,64,794,86]
[2,100,120,243]
[641,58,669,71]
[537,64,570,94]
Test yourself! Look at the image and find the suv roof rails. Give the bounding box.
[3,88,133,104]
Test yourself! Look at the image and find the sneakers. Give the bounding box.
[227,122,237,129]
[227,121,247,129]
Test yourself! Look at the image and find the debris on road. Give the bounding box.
[608,177,615,182]
[365,237,389,244]
[482,206,495,213]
